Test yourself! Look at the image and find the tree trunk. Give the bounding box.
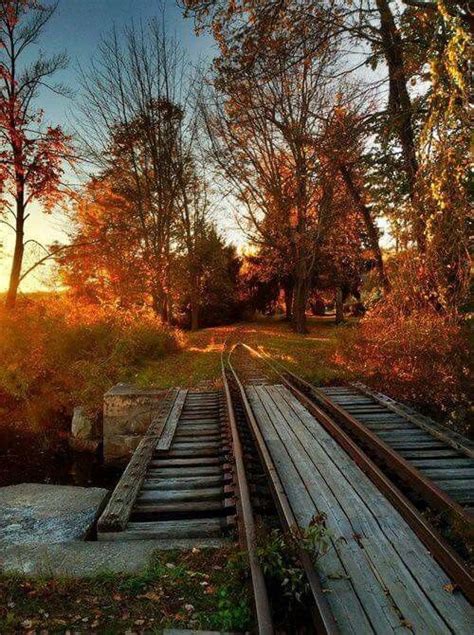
[160,295,169,324]
[338,163,391,293]
[190,285,199,331]
[375,0,425,251]
[335,287,344,324]
[283,279,294,321]
[5,197,25,309]
[292,273,308,334]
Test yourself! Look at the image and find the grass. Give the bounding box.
[241,315,357,385]
[137,316,355,390]
[0,548,253,633]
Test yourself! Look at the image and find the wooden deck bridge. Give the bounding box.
[97,344,473,633]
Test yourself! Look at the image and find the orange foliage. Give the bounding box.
[337,308,470,433]
[0,297,180,426]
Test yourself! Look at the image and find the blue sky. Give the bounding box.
[40,0,214,129]
[0,0,217,291]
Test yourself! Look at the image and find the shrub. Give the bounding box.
[337,307,471,434]
[0,296,181,427]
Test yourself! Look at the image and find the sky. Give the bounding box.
[0,0,219,292]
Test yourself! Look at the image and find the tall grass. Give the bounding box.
[0,296,181,429]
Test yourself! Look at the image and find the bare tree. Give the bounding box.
[202,35,342,332]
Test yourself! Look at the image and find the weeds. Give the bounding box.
[257,514,334,609]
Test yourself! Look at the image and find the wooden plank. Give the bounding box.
[272,385,473,633]
[410,458,472,469]
[421,468,474,480]
[246,386,376,634]
[388,441,447,450]
[367,425,422,434]
[97,389,178,533]
[147,466,222,477]
[142,475,224,490]
[163,447,223,458]
[99,518,224,541]
[399,449,460,459]
[133,500,224,514]
[260,386,448,634]
[171,441,221,449]
[156,389,187,451]
[150,457,222,467]
[376,431,430,440]
[174,434,221,443]
[137,487,223,503]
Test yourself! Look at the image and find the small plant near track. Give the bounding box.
[257,514,334,617]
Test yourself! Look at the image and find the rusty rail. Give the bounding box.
[221,353,273,635]
[239,343,474,605]
[226,344,339,635]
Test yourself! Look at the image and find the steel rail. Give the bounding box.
[220,351,274,635]
[226,343,339,635]
[241,343,474,604]
[260,349,469,525]
[254,345,472,519]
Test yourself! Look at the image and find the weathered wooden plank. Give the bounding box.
[273,385,472,633]
[175,424,219,432]
[174,434,221,443]
[150,457,222,467]
[142,475,224,490]
[388,442,447,451]
[365,423,419,432]
[420,468,474,480]
[156,389,187,451]
[410,458,472,469]
[137,487,223,503]
[100,518,224,541]
[162,447,223,458]
[147,466,222,478]
[247,386,377,634]
[376,430,430,439]
[261,386,445,634]
[171,441,221,449]
[97,389,178,533]
[399,449,460,459]
[179,418,220,425]
[133,500,224,514]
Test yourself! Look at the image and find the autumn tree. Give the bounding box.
[185,0,471,314]
[58,176,148,308]
[75,19,211,323]
[0,0,71,308]
[202,20,345,332]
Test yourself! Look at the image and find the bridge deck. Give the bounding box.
[246,384,473,635]
[98,390,232,545]
[320,385,474,509]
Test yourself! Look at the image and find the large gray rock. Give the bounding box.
[0,483,108,545]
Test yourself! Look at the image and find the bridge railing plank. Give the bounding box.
[156,389,188,451]
[97,388,182,532]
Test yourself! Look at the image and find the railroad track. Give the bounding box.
[97,335,473,633]
[226,342,473,633]
[98,389,235,544]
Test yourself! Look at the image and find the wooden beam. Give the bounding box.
[156,389,188,451]
[97,389,179,533]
